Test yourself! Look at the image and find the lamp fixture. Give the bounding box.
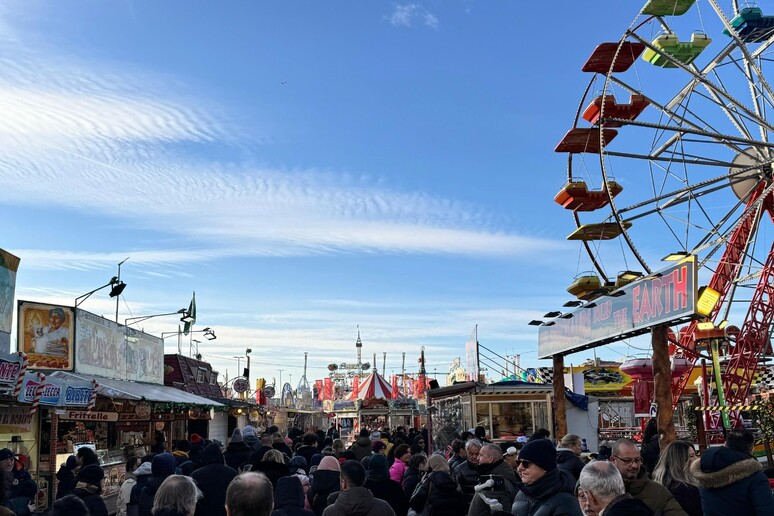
[544,311,562,318]
[607,290,626,298]
[559,313,574,319]
[584,302,597,309]
[180,310,195,324]
[696,321,715,331]
[528,320,543,326]
[563,300,584,308]
[696,286,721,317]
[75,276,128,307]
[204,329,216,341]
[717,320,729,330]
[662,251,692,261]
[617,270,644,282]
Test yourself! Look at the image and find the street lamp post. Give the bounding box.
[115,257,129,323]
[245,348,252,383]
[233,356,243,377]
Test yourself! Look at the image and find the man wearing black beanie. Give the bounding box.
[510,439,582,516]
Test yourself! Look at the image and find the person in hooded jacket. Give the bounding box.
[364,455,408,516]
[690,429,774,516]
[272,475,315,516]
[224,429,252,471]
[241,426,262,454]
[253,449,290,489]
[347,430,373,462]
[409,454,466,516]
[307,456,341,516]
[322,460,395,516]
[74,463,109,516]
[128,455,155,516]
[116,456,141,516]
[289,456,308,476]
[511,439,582,516]
[189,443,237,516]
[55,455,78,500]
[139,453,177,516]
[402,454,426,501]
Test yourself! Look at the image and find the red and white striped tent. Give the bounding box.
[349,371,393,400]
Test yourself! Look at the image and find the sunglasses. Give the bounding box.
[515,459,533,468]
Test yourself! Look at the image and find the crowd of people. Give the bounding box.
[2,423,773,516]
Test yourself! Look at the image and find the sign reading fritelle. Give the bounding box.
[59,411,118,422]
[538,256,698,359]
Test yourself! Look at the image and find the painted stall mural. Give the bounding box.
[18,302,74,370]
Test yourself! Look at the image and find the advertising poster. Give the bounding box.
[75,309,126,380]
[18,302,74,370]
[125,327,163,385]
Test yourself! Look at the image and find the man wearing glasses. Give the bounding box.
[467,444,518,516]
[609,439,686,515]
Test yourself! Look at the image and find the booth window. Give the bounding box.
[196,368,206,383]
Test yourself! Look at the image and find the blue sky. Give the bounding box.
[2,1,770,390]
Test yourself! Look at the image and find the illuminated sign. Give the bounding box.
[538,256,698,359]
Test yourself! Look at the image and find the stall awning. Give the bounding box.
[50,372,223,406]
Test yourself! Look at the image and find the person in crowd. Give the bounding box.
[389,444,411,485]
[652,441,701,516]
[322,460,395,516]
[690,428,774,515]
[326,423,337,438]
[4,479,36,516]
[467,444,518,516]
[596,441,612,462]
[473,427,489,445]
[557,434,585,481]
[503,447,518,473]
[76,447,100,469]
[309,454,324,476]
[50,495,90,516]
[74,463,109,516]
[447,439,467,472]
[294,473,312,510]
[402,454,427,501]
[241,426,262,454]
[190,443,237,516]
[225,472,273,516]
[139,453,177,516]
[128,455,155,516]
[364,454,407,515]
[307,456,341,516]
[151,475,201,516]
[0,473,14,516]
[274,433,293,457]
[188,435,204,463]
[55,455,78,500]
[254,449,290,489]
[289,456,308,476]
[640,419,660,476]
[452,439,481,506]
[364,441,387,469]
[578,461,652,516]
[251,433,275,465]
[331,439,346,460]
[511,439,582,516]
[296,434,321,467]
[408,453,465,516]
[116,456,141,516]
[272,475,315,516]
[348,430,373,462]
[224,429,252,471]
[609,438,686,516]
[171,441,192,473]
[529,428,551,442]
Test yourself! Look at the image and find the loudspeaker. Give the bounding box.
[428,379,440,390]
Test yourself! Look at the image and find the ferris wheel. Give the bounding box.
[555,0,774,431]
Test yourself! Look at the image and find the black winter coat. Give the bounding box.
[555,449,584,481]
[190,443,238,516]
[402,466,422,500]
[511,468,583,516]
[348,437,372,462]
[690,446,774,516]
[307,469,340,516]
[138,475,167,516]
[55,466,77,499]
[364,477,408,516]
[253,460,290,489]
[271,476,315,516]
[640,436,660,475]
[74,487,109,516]
[408,471,467,516]
[452,460,479,506]
[224,441,252,471]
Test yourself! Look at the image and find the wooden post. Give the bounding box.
[692,393,707,451]
[652,325,676,446]
[553,354,567,439]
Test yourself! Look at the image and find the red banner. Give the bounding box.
[415,375,427,399]
[323,378,334,401]
[391,375,399,399]
[315,380,323,401]
[351,376,359,399]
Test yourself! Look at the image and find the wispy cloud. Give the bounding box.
[386,4,439,30]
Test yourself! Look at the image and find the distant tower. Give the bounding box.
[356,327,363,377]
[419,346,427,375]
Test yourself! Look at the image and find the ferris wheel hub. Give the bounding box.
[729,148,769,201]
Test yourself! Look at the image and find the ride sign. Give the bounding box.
[233,378,249,394]
[538,256,698,359]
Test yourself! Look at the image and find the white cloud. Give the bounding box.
[386,4,439,29]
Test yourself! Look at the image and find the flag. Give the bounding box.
[314,380,323,401]
[184,292,196,335]
[391,374,399,399]
[323,378,334,401]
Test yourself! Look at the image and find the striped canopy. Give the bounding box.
[350,371,392,400]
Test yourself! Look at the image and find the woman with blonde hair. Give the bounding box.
[652,440,701,516]
[409,453,466,516]
[151,475,201,516]
[253,449,290,488]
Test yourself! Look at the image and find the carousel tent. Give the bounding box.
[350,371,392,400]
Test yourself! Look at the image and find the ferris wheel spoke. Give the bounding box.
[628,31,774,135]
[612,118,774,151]
[605,149,741,168]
